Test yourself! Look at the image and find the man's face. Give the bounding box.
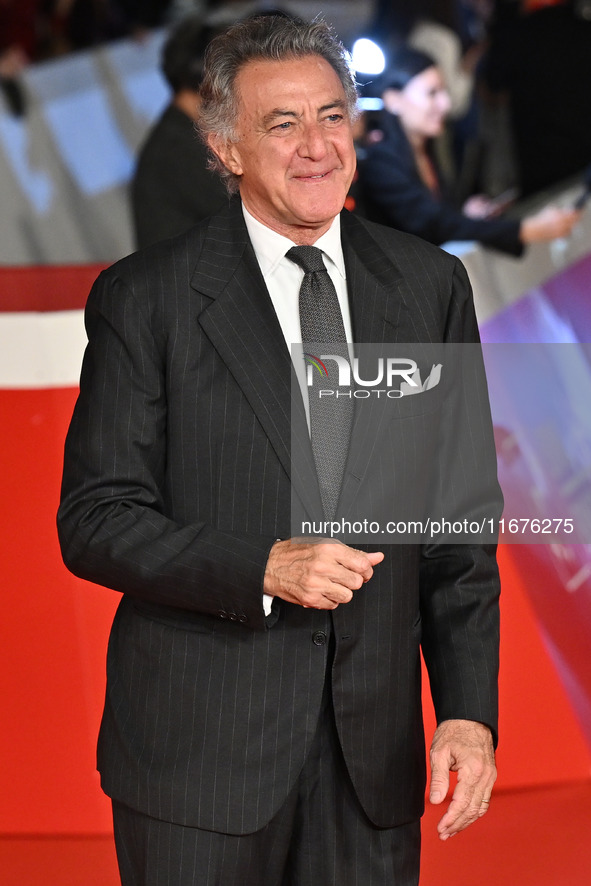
[212,55,357,243]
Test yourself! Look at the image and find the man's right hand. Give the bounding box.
[263,539,384,610]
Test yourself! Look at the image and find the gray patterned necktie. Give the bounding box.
[287,245,354,519]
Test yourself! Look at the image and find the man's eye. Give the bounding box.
[273,121,292,131]
[326,114,344,123]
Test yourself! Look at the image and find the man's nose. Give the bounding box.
[298,123,329,160]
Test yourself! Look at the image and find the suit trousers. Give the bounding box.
[112,650,420,886]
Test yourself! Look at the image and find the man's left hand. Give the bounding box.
[428,719,496,840]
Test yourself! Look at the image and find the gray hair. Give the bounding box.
[198,15,358,194]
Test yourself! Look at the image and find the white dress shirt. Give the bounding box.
[242,204,353,614]
[242,205,353,346]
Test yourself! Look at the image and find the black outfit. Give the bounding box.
[58,199,501,884]
[111,678,422,886]
[485,3,591,197]
[358,112,523,256]
[131,104,228,249]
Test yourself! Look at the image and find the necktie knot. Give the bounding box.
[286,245,327,275]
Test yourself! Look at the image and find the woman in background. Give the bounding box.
[357,47,580,256]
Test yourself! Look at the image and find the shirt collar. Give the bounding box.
[241,203,346,281]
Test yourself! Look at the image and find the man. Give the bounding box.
[58,16,500,885]
[131,16,227,249]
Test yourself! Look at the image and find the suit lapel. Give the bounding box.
[338,211,419,517]
[341,209,415,344]
[191,201,322,521]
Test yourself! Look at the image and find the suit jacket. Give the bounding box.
[358,112,524,257]
[57,198,501,835]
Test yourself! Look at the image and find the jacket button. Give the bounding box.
[312,630,327,646]
[218,610,228,619]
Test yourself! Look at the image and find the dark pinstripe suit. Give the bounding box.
[58,199,500,840]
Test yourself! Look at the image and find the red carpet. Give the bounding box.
[1,780,589,885]
[421,779,591,885]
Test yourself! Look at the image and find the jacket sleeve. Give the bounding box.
[359,141,524,257]
[419,258,502,744]
[57,267,275,631]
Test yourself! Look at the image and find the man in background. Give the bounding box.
[131,15,227,248]
[485,0,591,196]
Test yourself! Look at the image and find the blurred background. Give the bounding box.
[1,2,591,883]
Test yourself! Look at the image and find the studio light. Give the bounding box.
[351,38,386,76]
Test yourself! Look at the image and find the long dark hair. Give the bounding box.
[377,47,437,94]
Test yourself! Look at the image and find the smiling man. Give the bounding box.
[58,16,501,886]
[212,54,356,239]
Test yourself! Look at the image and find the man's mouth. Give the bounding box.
[294,170,333,181]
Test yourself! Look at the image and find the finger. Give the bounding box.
[299,580,353,607]
[301,597,339,610]
[365,550,385,571]
[322,549,384,596]
[437,792,481,839]
[428,759,450,806]
[336,547,384,581]
[320,561,366,593]
[323,580,356,604]
[478,795,492,817]
[298,546,360,586]
[436,782,477,838]
[437,769,496,838]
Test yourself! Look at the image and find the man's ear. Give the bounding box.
[208,134,243,176]
[381,88,403,116]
